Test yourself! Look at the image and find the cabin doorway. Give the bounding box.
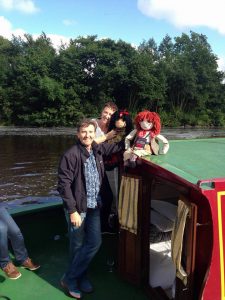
[149,179,179,299]
[118,172,198,300]
[148,179,198,300]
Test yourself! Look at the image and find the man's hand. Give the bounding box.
[70,211,82,227]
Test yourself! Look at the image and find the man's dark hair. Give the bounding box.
[77,118,97,132]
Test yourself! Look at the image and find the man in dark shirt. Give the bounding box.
[58,118,124,299]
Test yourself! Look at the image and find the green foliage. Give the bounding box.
[0,31,224,127]
[211,110,225,126]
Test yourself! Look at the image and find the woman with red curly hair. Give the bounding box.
[124,110,169,167]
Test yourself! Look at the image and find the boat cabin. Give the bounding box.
[118,137,225,300]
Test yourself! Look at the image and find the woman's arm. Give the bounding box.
[94,130,117,144]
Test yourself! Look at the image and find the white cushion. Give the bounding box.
[149,241,176,289]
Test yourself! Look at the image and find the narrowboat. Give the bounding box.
[118,137,225,300]
[1,137,225,300]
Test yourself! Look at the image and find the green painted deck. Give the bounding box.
[143,137,225,185]
[0,207,149,300]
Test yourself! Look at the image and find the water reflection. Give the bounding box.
[0,127,224,205]
[0,135,75,203]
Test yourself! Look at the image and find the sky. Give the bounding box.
[1,0,225,70]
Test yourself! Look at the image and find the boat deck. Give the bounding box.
[0,207,149,300]
[143,137,225,185]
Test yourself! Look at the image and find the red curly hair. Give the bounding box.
[134,110,161,136]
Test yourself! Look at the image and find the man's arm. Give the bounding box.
[100,138,125,157]
[57,153,77,214]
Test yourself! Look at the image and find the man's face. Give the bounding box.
[77,124,96,149]
[101,107,115,125]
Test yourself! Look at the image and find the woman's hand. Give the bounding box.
[105,129,117,141]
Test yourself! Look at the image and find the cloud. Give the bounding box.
[217,57,225,72]
[0,16,25,38]
[33,33,71,49]
[0,0,39,14]
[62,19,77,26]
[0,16,70,49]
[137,0,225,34]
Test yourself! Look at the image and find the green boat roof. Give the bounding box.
[143,137,225,185]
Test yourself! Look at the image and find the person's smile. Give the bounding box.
[77,124,96,151]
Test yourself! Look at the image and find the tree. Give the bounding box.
[0,36,13,123]
[5,33,58,125]
[0,31,224,127]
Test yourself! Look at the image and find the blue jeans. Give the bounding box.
[63,208,102,290]
[0,207,28,269]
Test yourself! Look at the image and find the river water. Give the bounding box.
[0,127,224,205]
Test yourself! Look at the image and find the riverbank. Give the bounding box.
[0,126,224,139]
[0,126,76,136]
